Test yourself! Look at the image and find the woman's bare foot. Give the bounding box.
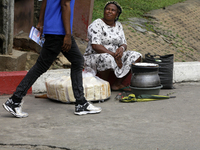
[112,84,131,91]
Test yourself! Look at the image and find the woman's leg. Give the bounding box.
[112,56,142,91]
[111,72,131,91]
[98,69,112,81]
[134,56,142,63]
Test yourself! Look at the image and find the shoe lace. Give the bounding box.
[84,102,89,106]
[76,104,83,109]
[8,98,21,107]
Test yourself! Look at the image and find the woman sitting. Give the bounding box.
[84,1,142,91]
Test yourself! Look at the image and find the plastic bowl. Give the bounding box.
[129,85,163,96]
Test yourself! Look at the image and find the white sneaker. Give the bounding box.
[74,102,102,115]
[2,98,28,118]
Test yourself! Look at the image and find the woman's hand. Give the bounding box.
[114,48,123,68]
[113,47,123,68]
[115,47,123,59]
[114,57,122,69]
[62,34,71,52]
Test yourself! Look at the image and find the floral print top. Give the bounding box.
[84,18,127,55]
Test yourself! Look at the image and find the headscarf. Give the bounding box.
[104,1,123,21]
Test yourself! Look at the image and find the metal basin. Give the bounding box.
[130,63,160,88]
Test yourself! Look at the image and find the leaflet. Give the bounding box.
[29,26,45,47]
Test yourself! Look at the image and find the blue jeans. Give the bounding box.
[11,34,87,105]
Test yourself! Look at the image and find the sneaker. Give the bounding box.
[2,98,28,118]
[74,102,102,115]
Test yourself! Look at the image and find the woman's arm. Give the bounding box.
[115,44,127,59]
[115,22,128,59]
[119,44,127,51]
[92,44,124,69]
[92,44,115,57]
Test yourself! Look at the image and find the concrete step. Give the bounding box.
[13,32,42,53]
[0,49,27,71]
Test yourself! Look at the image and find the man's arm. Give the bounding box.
[36,0,47,34]
[61,0,72,52]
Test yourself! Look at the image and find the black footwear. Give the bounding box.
[74,102,102,115]
[2,98,28,118]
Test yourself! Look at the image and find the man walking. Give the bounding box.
[3,0,102,117]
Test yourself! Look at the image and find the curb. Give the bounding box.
[0,61,200,95]
[0,71,32,95]
[173,61,200,82]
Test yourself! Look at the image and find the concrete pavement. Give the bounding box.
[0,82,200,150]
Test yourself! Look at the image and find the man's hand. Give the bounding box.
[62,34,71,52]
[36,24,43,37]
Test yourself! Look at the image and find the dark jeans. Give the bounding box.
[11,34,87,105]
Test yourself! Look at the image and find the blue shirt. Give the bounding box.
[43,0,75,35]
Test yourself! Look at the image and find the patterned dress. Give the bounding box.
[83,19,142,78]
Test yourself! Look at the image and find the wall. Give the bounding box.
[14,0,94,40]
[14,0,34,35]
[0,0,14,54]
[73,0,94,39]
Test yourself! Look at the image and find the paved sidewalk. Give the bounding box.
[0,82,200,150]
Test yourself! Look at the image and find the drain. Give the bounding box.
[0,143,71,150]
